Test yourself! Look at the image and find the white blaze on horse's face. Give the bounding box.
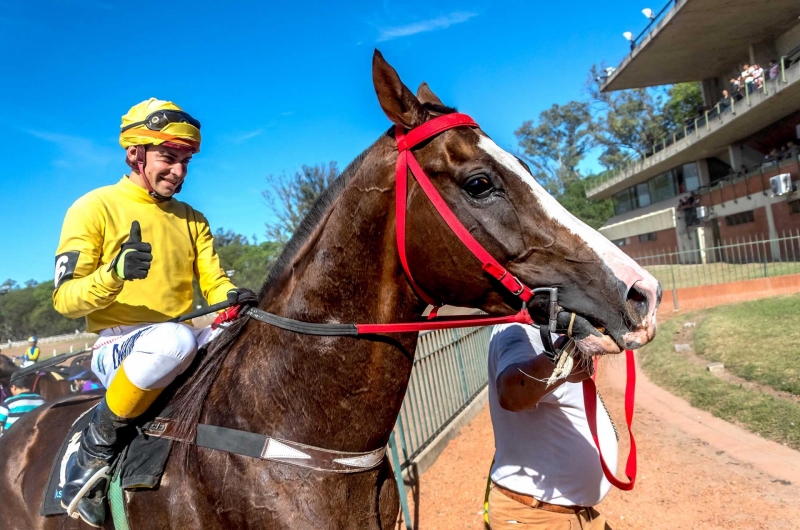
[476,135,660,349]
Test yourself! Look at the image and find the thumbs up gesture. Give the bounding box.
[108,221,153,281]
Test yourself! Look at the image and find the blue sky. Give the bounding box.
[0,0,656,283]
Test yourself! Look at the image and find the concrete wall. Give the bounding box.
[661,272,800,313]
[772,198,800,234]
[615,227,678,257]
[600,207,676,241]
[776,21,800,57]
[716,204,771,241]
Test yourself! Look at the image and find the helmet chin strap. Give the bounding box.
[135,145,172,202]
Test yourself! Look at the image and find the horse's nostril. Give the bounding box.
[625,285,650,321]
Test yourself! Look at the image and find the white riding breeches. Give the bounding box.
[90,322,221,390]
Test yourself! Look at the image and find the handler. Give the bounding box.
[53,98,254,527]
[486,323,618,529]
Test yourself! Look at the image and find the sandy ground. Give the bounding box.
[1,338,94,361]
[402,357,800,529]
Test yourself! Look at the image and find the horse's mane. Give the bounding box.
[168,102,457,444]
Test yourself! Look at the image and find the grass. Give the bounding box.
[693,294,800,396]
[643,261,800,289]
[639,316,800,450]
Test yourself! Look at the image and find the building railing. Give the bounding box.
[633,231,800,291]
[689,149,800,214]
[389,324,492,530]
[587,50,800,198]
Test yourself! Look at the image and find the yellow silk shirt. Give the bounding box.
[53,176,235,332]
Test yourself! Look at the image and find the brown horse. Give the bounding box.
[0,51,660,529]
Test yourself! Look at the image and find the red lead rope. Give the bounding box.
[582,349,637,490]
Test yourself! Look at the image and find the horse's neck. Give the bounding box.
[204,143,424,451]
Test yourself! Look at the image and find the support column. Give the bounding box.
[728,144,743,171]
[701,78,720,107]
[697,159,711,187]
[697,226,707,264]
[765,201,780,259]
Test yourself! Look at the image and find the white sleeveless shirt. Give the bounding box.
[488,323,618,507]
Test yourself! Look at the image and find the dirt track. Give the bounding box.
[403,356,800,529]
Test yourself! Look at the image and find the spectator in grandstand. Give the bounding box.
[485,324,615,529]
[742,64,755,92]
[752,64,764,90]
[718,89,731,110]
[0,373,45,434]
[769,59,780,80]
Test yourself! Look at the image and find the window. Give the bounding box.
[724,210,755,226]
[613,188,637,215]
[636,182,651,207]
[649,171,678,203]
[638,232,657,242]
[612,238,627,247]
[790,200,800,214]
[682,163,700,192]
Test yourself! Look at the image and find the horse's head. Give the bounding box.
[372,50,661,355]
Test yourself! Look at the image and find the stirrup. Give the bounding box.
[63,465,111,519]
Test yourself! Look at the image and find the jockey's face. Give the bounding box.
[142,145,193,198]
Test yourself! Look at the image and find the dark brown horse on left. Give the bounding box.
[0,51,660,529]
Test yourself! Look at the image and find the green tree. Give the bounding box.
[662,82,704,130]
[515,101,596,196]
[263,162,339,244]
[588,64,669,169]
[213,229,282,291]
[191,229,283,308]
[556,177,614,229]
[0,281,86,341]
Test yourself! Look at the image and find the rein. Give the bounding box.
[205,112,637,489]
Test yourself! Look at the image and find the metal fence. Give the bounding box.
[389,325,493,530]
[633,231,800,292]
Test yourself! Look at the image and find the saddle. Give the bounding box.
[41,396,176,517]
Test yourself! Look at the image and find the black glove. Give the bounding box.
[108,221,152,280]
[226,288,258,307]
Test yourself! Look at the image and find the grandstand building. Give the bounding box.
[589,0,800,261]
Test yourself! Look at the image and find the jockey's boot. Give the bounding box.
[61,365,162,527]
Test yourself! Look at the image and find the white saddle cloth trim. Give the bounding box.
[264,439,312,460]
[332,447,386,468]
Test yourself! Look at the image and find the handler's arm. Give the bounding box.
[497,355,590,412]
[52,200,124,318]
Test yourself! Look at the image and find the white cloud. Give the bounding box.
[25,130,118,169]
[232,129,265,143]
[377,11,477,42]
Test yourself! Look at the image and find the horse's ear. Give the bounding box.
[416,82,445,107]
[372,50,429,129]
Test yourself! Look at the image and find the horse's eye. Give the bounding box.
[463,176,494,198]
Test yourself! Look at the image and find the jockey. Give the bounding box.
[53,98,255,527]
[21,337,40,367]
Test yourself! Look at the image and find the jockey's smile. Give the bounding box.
[127,144,192,198]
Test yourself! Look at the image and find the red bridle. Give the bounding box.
[213,112,636,490]
[392,113,636,491]
[393,113,535,308]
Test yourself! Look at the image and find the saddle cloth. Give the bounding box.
[40,396,174,517]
